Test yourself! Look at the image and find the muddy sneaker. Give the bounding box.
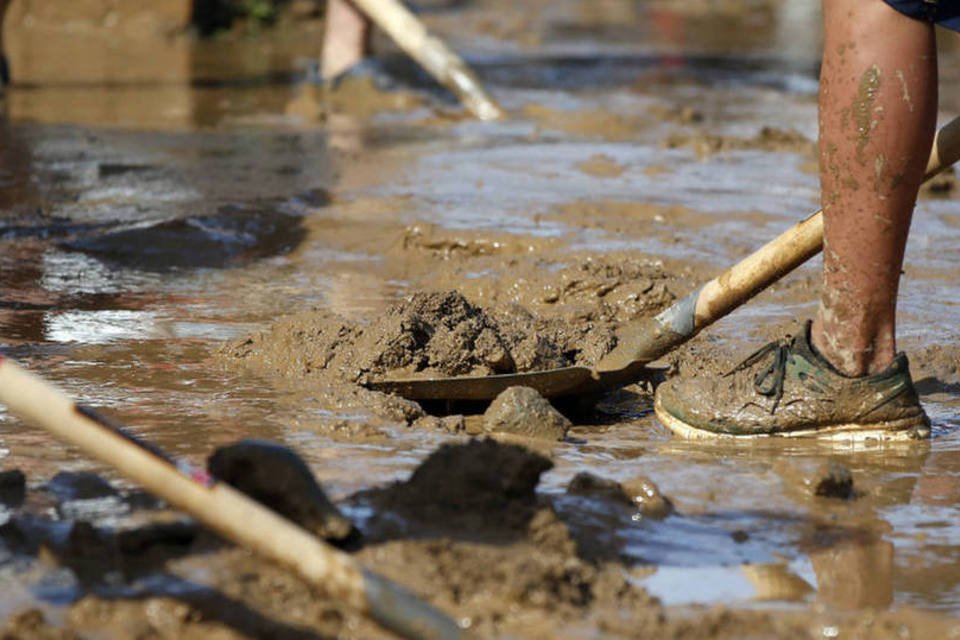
[654,322,931,441]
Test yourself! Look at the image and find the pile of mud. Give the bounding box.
[4,439,956,640]
[221,290,618,384]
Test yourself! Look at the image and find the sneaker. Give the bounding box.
[654,321,931,441]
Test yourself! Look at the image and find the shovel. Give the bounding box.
[0,357,468,640]
[366,115,960,402]
[349,0,503,121]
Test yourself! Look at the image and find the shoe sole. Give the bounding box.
[654,394,931,442]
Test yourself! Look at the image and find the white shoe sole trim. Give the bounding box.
[654,394,930,442]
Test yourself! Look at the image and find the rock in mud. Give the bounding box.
[567,471,629,502]
[2,608,78,640]
[0,469,26,507]
[483,386,571,441]
[371,438,553,513]
[621,475,674,519]
[353,439,554,541]
[567,472,673,519]
[113,512,200,554]
[412,414,467,433]
[813,460,855,500]
[46,471,118,501]
[207,439,356,542]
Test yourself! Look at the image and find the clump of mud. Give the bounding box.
[483,386,572,441]
[222,290,613,384]
[663,126,815,159]
[4,441,959,640]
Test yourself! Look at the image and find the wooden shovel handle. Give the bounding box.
[596,115,960,371]
[0,356,466,640]
[349,0,503,121]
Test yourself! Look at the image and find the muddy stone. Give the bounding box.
[1,609,79,640]
[567,471,630,502]
[483,386,571,441]
[813,460,855,500]
[0,469,26,507]
[412,414,467,434]
[622,476,674,519]
[567,471,674,519]
[207,439,356,542]
[45,471,118,501]
[113,512,200,555]
[356,438,555,541]
[397,438,552,509]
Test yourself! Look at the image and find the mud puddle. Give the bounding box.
[3,0,960,637]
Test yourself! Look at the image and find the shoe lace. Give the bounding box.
[724,338,791,414]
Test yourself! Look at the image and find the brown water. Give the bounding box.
[3,1,960,636]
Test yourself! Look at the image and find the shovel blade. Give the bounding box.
[365,362,664,402]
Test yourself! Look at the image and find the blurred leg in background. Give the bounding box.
[321,0,371,80]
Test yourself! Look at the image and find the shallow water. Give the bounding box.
[3,0,960,631]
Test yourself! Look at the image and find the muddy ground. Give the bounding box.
[3,0,960,638]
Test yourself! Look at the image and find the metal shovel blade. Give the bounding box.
[365,360,660,401]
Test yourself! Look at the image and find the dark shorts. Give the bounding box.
[884,0,960,31]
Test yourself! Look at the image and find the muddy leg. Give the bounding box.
[321,0,372,80]
[811,0,938,376]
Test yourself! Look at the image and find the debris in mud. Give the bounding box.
[222,290,610,386]
[483,386,571,441]
[46,471,118,501]
[402,223,518,258]
[648,103,704,125]
[776,458,858,501]
[920,166,957,198]
[354,438,554,539]
[813,460,855,500]
[663,126,815,159]
[376,438,552,511]
[621,475,674,519]
[112,512,200,555]
[0,469,26,507]
[207,439,356,543]
[61,204,307,271]
[412,413,468,434]
[576,153,626,177]
[567,471,673,519]
[1,609,76,640]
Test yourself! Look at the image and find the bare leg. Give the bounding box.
[811,0,938,376]
[321,0,372,80]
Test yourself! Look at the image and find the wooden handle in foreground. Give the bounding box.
[0,356,466,640]
[596,115,960,372]
[351,0,503,121]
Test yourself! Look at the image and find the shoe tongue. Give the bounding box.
[791,320,850,378]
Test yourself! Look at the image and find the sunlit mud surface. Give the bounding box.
[3,1,960,637]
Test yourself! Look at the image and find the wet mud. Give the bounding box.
[4,0,960,638]
[219,286,637,386]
